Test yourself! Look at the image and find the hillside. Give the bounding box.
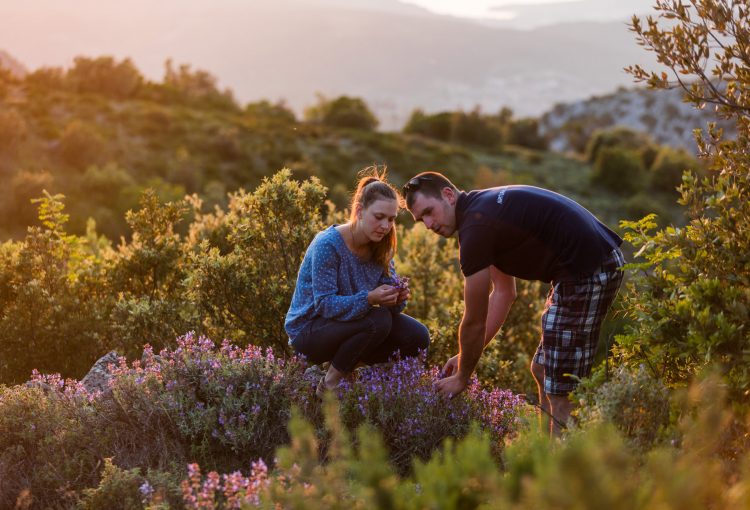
[0,56,682,242]
[539,86,736,153]
[1,0,659,128]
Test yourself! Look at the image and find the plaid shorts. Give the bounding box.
[533,248,625,395]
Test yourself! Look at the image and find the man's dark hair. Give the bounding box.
[402,172,459,209]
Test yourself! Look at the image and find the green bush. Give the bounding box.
[622,192,672,224]
[506,117,547,150]
[58,119,106,170]
[618,208,750,402]
[403,109,453,141]
[0,108,27,156]
[67,56,143,99]
[78,459,144,510]
[451,108,502,147]
[403,108,502,147]
[191,169,327,351]
[0,193,114,383]
[110,190,199,356]
[162,59,238,111]
[650,146,700,193]
[24,66,67,92]
[586,126,654,164]
[395,223,462,325]
[304,95,378,131]
[573,365,670,451]
[245,100,297,126]
[0,169,55,230]
[0,381,103,508]
[591,146,646,194]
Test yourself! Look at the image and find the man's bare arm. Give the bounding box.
[484,267,516,346]
[457,268,491,382]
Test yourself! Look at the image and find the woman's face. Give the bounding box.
[358,197,399,242]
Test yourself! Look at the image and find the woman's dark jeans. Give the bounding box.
[291,307,430,373]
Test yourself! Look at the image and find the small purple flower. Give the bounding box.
[139,480,154,501]
[392,275,410,291]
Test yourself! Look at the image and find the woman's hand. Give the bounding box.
[396,287,411,304]
[368,284,400,306]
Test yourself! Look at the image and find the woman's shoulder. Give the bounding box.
[310,225,344,252]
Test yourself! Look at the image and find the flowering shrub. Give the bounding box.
[336,354,527,474]
[573,364,670,451]
[0,335,526,507]
[108,332,319,471]
[0,373,104,507]
[178,461,273,509]
[0,334,318,507]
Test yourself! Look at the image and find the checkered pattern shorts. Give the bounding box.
[533,248,625,395]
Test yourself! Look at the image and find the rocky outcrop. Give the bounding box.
[539,86,736,153]
[81,351,120,394]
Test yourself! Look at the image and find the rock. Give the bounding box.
[303,364,327,383]
[81,351,120,394]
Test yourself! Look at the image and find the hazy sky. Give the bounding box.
[403,0,574,20]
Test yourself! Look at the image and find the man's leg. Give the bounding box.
[533,354,574,436]
[539,249,625,436]
[530,358,551,433]
[548,393,574,437]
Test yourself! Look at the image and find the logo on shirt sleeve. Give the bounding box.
[496,190,506,204]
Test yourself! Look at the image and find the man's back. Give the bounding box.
[456,185,622,282]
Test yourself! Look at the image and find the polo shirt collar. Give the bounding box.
[455,191,468,228]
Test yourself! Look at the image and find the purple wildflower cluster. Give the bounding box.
[28,369,98,402]
[180,460,273,509]
[108,332,316,466]
[392,275,410,291]
[336,353,526,473]
[17,332,525,503]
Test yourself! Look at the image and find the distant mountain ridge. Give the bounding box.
[1,0,659,129]
[539,86,736,153]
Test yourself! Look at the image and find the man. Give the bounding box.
[403,172,624,435]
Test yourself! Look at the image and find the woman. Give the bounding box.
[285,170,430,396]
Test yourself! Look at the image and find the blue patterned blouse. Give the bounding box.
[284,225,406,342]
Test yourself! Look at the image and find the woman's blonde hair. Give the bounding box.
[349,166,403,272]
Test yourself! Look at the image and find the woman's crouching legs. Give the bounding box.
[361,312,430,365]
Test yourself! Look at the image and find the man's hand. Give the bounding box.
[441,355,459,378]
[435,373,468,398]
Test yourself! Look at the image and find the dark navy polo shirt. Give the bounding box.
[456,186,622,282]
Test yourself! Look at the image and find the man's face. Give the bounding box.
[408,190,457,237]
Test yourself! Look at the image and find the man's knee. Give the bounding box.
[548,393,574,415]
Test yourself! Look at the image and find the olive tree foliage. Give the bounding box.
[190,169,327,352]
[0,193,114,383]
[616,0,750,401]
